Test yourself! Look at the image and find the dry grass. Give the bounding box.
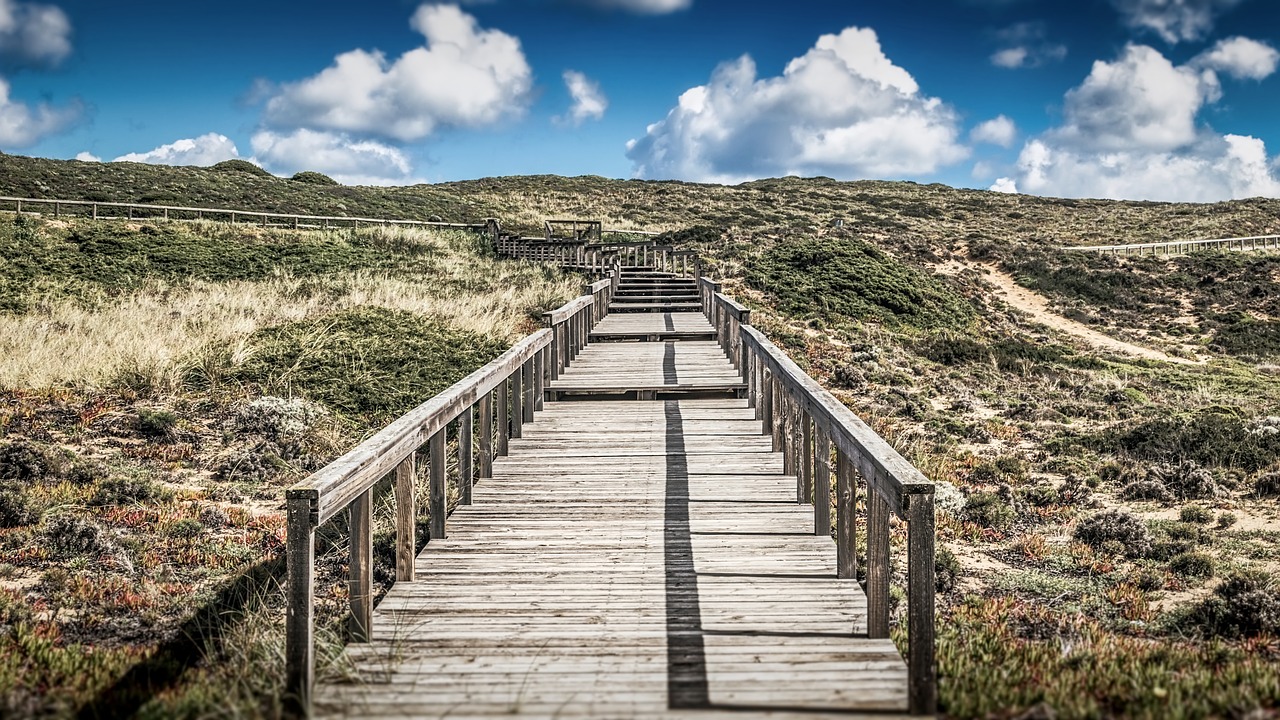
[0,227,578,390]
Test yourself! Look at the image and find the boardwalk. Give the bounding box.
[294,262,933,719]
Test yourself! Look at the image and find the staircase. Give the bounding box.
[608,267,701,314]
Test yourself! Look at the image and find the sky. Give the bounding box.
[2,0,1279,201]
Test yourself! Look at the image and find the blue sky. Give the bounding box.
[2,0,1278,200]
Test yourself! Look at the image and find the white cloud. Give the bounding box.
[0,76,80,147]
[572,0,690,12]
[74,150,98,162]
[625,26,968,183]
[0,0,71,69]
[1192,36,1279,80]
[971,115,1017,147]
[1110,0,1241,43]
[113,133,242,167]
[990,22,1067,69]
[263,4,532,142]
[558,70,607,125]
[1002,43,1280,201]
[990,177,1019,193]
[251,129,415,186]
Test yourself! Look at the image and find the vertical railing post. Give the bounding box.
[535,346,546,411]
[497,377,510,457]
[395,457,417,583]
[460,407,474,505]
[761,367,773,436]
[522,358,535,423]
[867,493,891,638]
[836,451,856,580]
[770,376,784,452]
[285,495,315,718]
[429,429,447,539]
[349,489,373,642]
[801,411,813,504]
[479,391,494,479]
[511,369,524,439]
[908,493,937,715]
[814,430,831,536]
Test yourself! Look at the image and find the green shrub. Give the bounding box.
[43,514,111,557]
[232,308,508,421]
[164,518,204,539]
[963,492,1014,531]
[0,486,37,527]
[1120,479,1172,502]
[747,236,974,330]
[1185,571,1280,638]
[1211,319,1280,359]
[1254,471,1280,497]
[0,440,67,482]
[1178,505,1213,524]
[290,171,339,186]
[1095,410,1280,473]
[935,547,961,593]
[210,159,273,177]
[1073,509,1151,558]
[1169,552,1215,579]
[136,408,179,438]
[91,475,170,506]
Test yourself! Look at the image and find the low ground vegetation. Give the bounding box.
[1,157,1278,718]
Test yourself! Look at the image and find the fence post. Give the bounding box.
[814,430,831,536]
[908,493,937,715]
[429,429,447,539]
[284,495,315,717]
[395,456,416,581]
[349,488,373,642]
[836,451,856,580]
[460,407,474,505]
[480,392,494,479]
[867,493,891,638]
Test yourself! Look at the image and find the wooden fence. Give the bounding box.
[494,235,700,276]
[283,281,614,715]
[0,195,490,232]
[697,279,937,715]
[1061,233,1280,256]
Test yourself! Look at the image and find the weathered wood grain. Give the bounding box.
[314,400,914,719]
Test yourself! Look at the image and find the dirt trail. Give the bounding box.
[937,259,1199,365]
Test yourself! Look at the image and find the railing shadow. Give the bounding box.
[74,554,287,720]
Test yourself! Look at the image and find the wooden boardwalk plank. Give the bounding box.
[314,399,913,719]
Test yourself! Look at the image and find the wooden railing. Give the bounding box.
[494,234,700,277]
[700,280,937,716]
[1,195,489,232]
[1060,233,1280,256]
[283,283,613,716]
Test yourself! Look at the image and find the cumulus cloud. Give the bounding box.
[251,129,415,186]
[625,26,968,183]
[571,0,690,12]
[990,22,1067,69]
[990,177,1019,193]
[558,70,607,125]
[74,150,98,162]
[113,133,242,166]
[263,4,531,142]
[1192,36,1279,80]
[1002,42,1280,201]
[0,76,80,147]
[1110,0,1242,43]
[0,0,71,70]
[971,115,1017,147]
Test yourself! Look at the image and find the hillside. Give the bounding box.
[1,154,1278,718]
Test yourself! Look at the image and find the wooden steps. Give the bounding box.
[548,341,745,399]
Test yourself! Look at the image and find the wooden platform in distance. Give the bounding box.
[590,312,718,342]
[315,399,912,719]
[549,341,745,397]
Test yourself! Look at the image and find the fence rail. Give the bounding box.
[696,279,937,715]
[283,281,614,715]
[1061,234,1280,256]
[0,195,489,232]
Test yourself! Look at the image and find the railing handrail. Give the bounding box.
[287,329,552,525]
[542,295,593,325]
[1,195,486,230]
[1061,233,1280,253]
[739,323,932,515]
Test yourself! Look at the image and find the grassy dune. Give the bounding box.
[0,156,1278,718]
